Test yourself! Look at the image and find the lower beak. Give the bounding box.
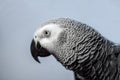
[30,39,51,63]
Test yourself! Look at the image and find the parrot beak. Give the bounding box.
[30,39,51,63]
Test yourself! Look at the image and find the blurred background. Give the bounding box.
[0,0,120,80]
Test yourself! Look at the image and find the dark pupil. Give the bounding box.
[45,31,48,35]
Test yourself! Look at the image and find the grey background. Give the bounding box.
[0,0,120,80]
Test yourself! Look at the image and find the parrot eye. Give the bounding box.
[44,30,51,37]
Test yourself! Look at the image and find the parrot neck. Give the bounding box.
[65,39,119,80]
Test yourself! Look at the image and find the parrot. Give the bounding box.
[30,18,120,80]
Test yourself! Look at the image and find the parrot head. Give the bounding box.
[30,23,65,63]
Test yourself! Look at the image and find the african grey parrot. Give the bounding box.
[30,18,120,80]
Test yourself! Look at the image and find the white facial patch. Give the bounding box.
[34,24,63,52]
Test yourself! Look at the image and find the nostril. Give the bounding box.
[35,35,37,38]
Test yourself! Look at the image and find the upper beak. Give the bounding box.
[30,39,51,63]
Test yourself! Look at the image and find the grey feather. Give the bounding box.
[31,18,120,80]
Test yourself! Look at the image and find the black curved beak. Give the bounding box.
[30,39,51,63]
